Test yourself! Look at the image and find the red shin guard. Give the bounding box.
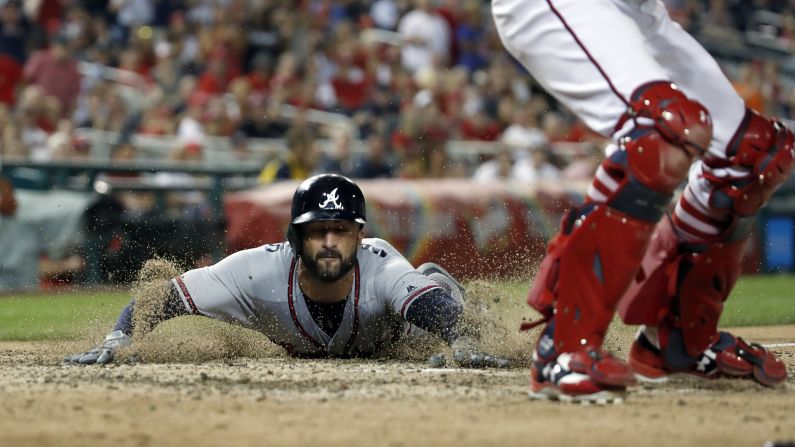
[619,217,744,356]
[528,205,655,352]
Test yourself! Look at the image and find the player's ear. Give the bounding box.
[357,224,364,242]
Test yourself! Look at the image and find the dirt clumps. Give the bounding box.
[130,258,182,341]
[129,317,282,364]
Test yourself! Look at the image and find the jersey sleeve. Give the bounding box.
[367,239,445,318]
[171,248,262,330]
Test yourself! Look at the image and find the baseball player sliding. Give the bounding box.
[493,0,790,402]
[67,174,508,368]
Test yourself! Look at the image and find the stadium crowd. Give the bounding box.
[0,0,794,183]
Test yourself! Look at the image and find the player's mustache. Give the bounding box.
[316,250,341,259]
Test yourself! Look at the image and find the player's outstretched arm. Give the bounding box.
[65,283,188,365]
[404,290,510,369]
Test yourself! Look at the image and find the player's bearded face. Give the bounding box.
[301,220,361,282]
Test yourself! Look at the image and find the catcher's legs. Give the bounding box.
[525,82,713,402]
[619,108,794,386]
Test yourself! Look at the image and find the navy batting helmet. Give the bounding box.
[287,174,366,254]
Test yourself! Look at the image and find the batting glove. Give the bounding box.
[65,330,132,365]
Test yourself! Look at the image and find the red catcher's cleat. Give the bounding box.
[529,349,633,404]
[629,327,787,386]
[528,326,634,404]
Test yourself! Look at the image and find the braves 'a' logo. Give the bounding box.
[319,188,344,210]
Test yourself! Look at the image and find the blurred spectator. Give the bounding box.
[782,12,795,52]
[316,128,358,177]
[23,33,81,115]
[473,147,513,183]
[353,86,401,138]
[454,0,489,73]
[138,101,177,135]
[0,52,22,105]
[540,111,575,143]
[237,98,290,138]
[46,118,90,160]
[398,0,450,73]
[177,92,207,143]
[500,105,547,153]
[354,132,394,179]
[0,174,17,216]
[460,108,502,141]
[270,51,300,103]
[425,144,459,178]
[702,0,735,29]
[561,143,602,181]
[371,0,400,30]
[76,83,124,132]
[82,84,129,133]
[245,51,274,100]
[45,117,71,147]
[0,173,37,292]
[170,74,197,113]
[512,147,561,184]
[202,94,236,136]
[108,142,139,172]
[230,130,250,161]
[662,0,697,29]
[0,103,26,157]
[151,41,182,99]
[52,135,92,161]
[760,59,783,116]
[2,120,27,157]
[196,56,234,96]
[0,0,30,106]
[329,32,373,113]
[111,0,154,31]
[117,46,151,83]
[258,127,320,183]
[16,86,50,159]
[733,61,765,113]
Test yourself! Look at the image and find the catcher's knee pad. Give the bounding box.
[618,215,746,357]
[704,107,795,217]
[593,82,713,221]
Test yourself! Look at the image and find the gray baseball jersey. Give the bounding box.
[171,238,444,357]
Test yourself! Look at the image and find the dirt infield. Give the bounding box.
[1,324,793,447]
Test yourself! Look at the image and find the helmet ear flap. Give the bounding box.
[287,224,302,257]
